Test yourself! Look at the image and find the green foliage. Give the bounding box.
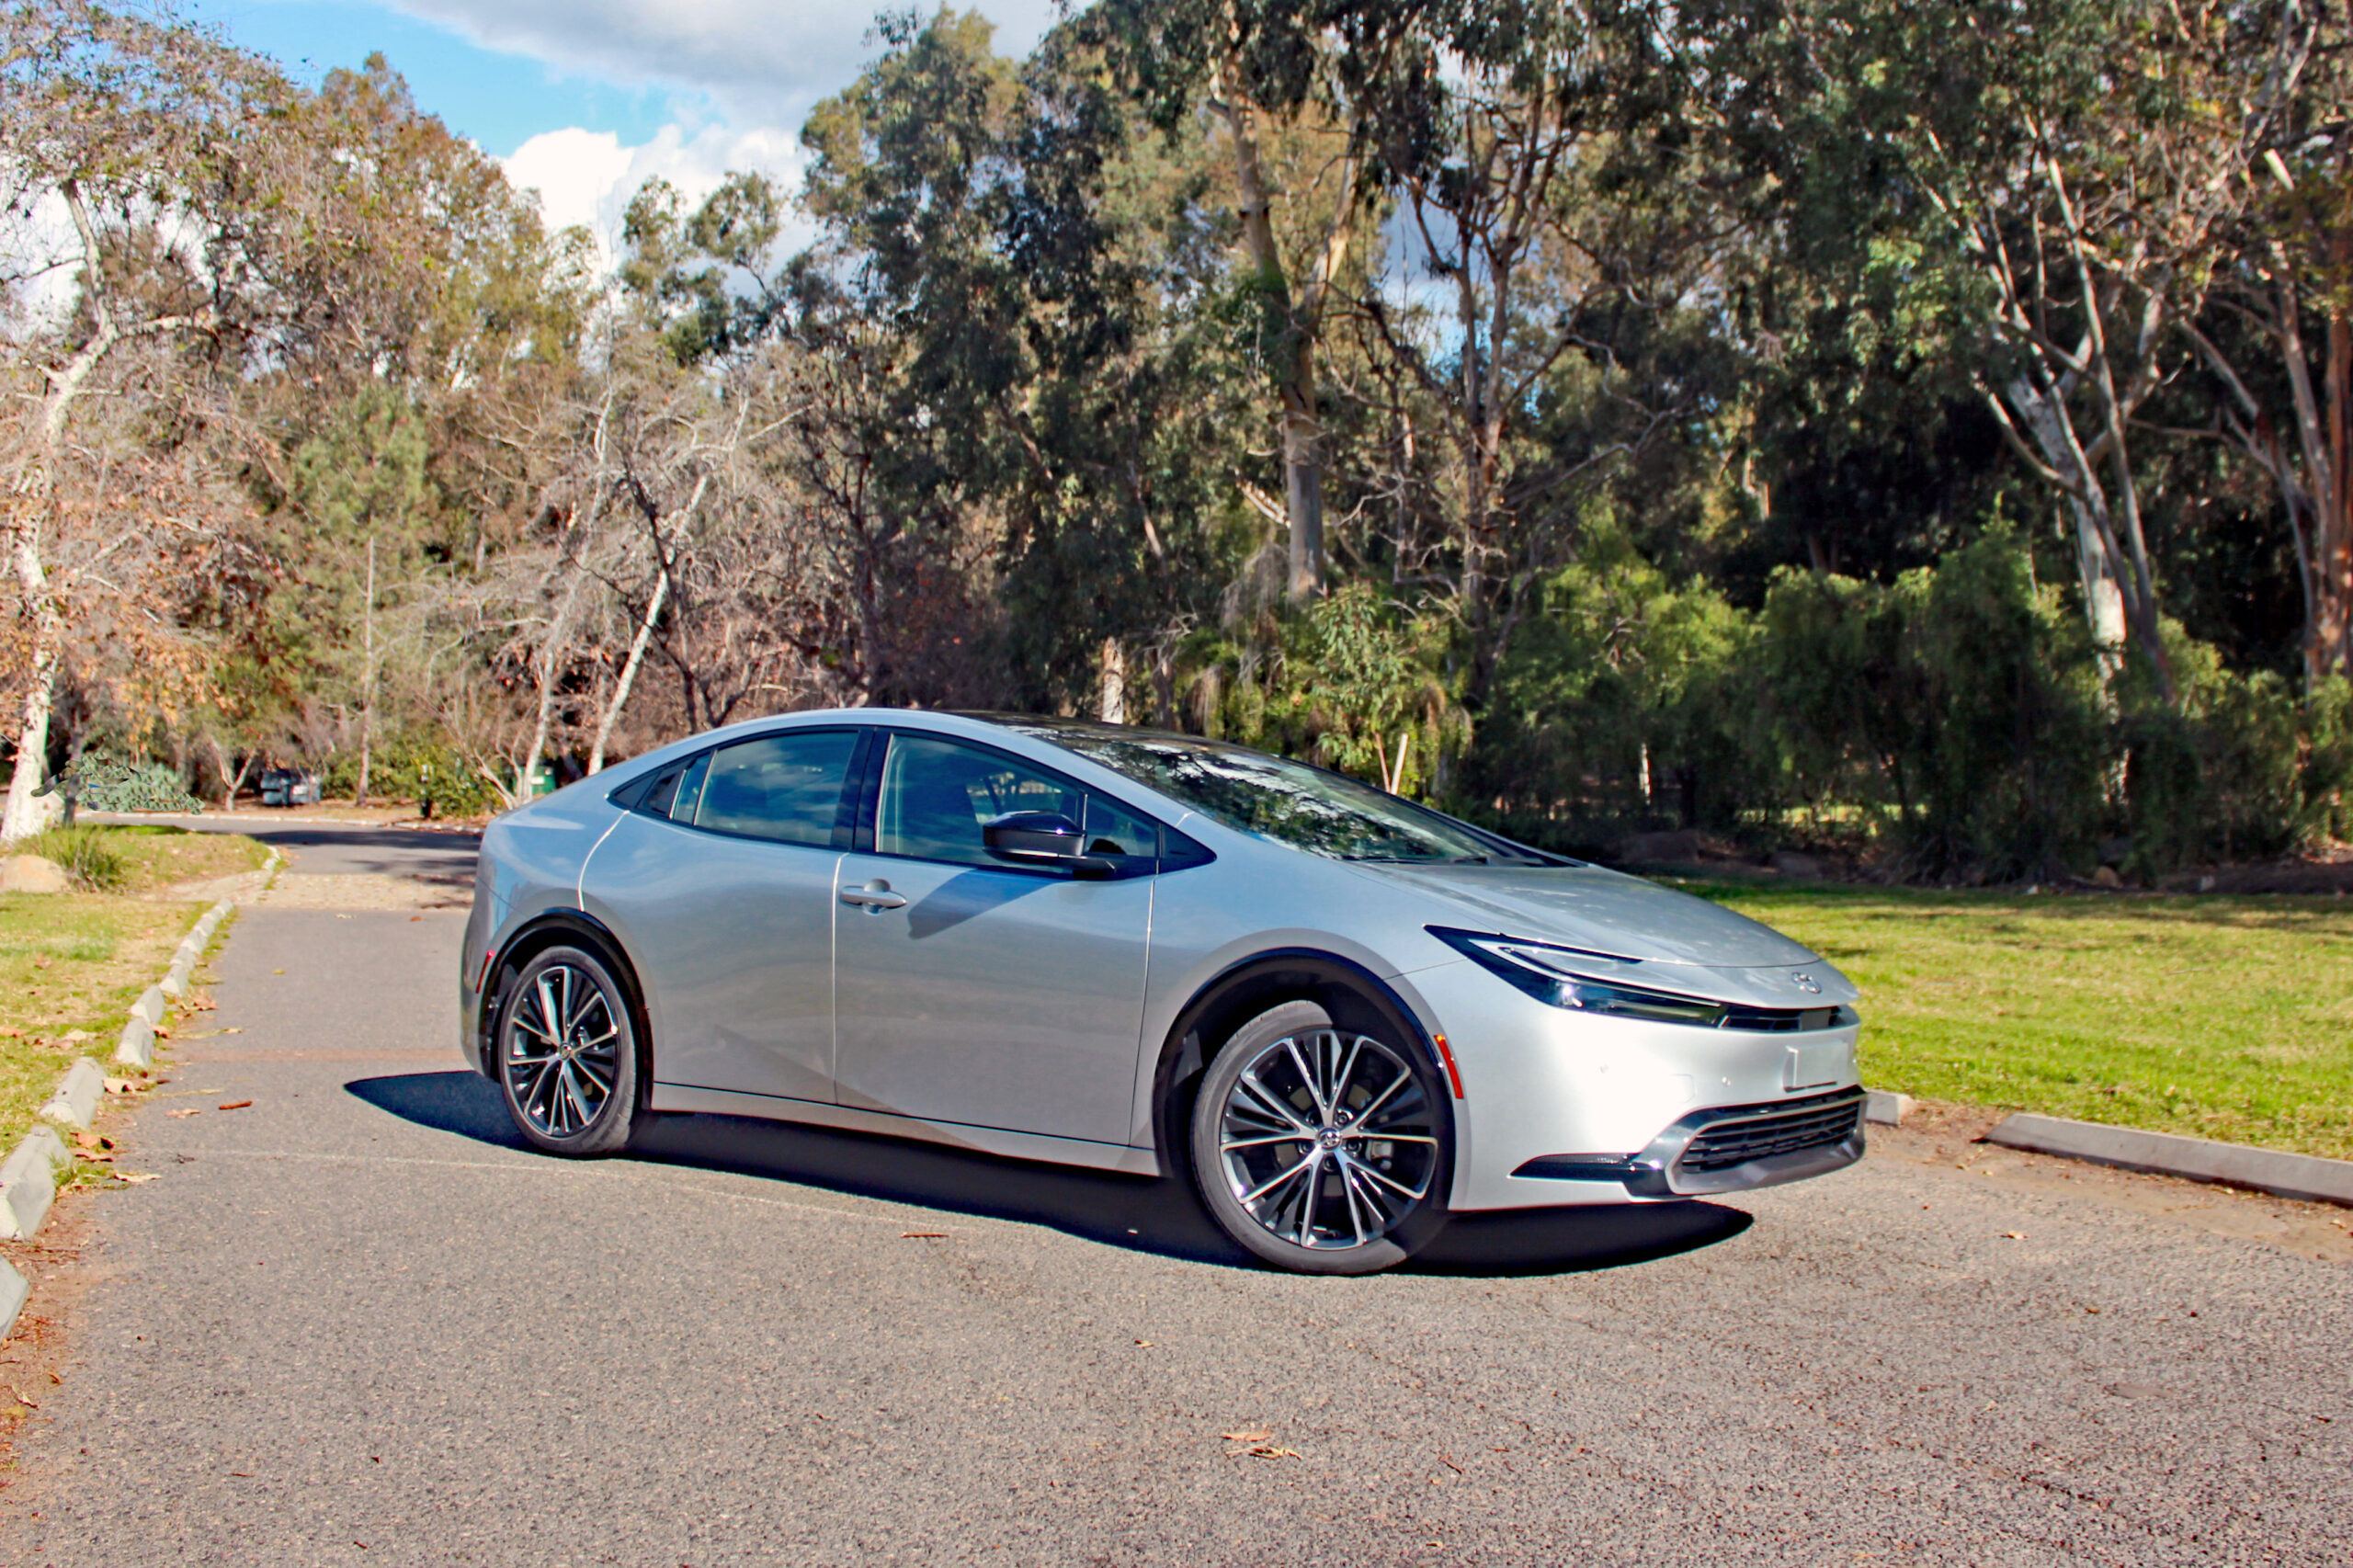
[17,826,129,892]
[52,755,205,816]
[319,735,500,815]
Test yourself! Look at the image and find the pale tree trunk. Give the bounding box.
[356,534,377,805]
[1,516,65,840]
[589,562,668,774]
[1210,45,1356,604]
[1098,637,1127,724]
[3,180,211,840]
[1999,377,2132,664]
[517,564,590,802]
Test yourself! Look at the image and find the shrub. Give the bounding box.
[18,825,129,892]
[53,755,205,815]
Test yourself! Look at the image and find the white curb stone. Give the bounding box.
[0,1258,28,1343]
[131,985,167,1028]
[0,1131,59,1240]
[115,1014,155,1069]
[1988,1112,2353,1209]
[39,1058,105,1131]
[1865,1089,1915,1127]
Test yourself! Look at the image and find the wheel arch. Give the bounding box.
[1148,949,1456,1182]
[482,909,654,1108]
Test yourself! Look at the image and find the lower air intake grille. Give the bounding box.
[1677,1090,1862,1174]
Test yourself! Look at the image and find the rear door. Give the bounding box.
[580,727,863,1103]
[832,731,1157,1145]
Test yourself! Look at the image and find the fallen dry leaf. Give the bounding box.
[220,1028,243,1035]
[900,1232,945,1239]
[153,1025,172,1040]
[72,1131,101,1152]
[1222,1430,1273,1443]
[58,1029,90,1044]
[217,1100,254,1111]
[2000,1231,2027,1240]
[117,1172,159,1185]
[183,991,217,1012]
[12,1390,36,1409]
[166,1108,202,1119]
[1241,1445,1299,1460]
[0,1028,20,1040]
[30,956,50,970]
[1134,1339,1155,1347]
[103,1077,132,1095]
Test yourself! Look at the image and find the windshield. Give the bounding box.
[998,722,1549,866]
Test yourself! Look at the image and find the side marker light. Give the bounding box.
[1434,1034,1467,1099]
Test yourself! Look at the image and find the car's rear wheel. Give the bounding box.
[496,945,644,1156]
[1189,999,1450,1275]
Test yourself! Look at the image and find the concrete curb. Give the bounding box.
[0,860,260,1338]
[114,1014,155,1070]
[0,1258,28,1343]
[1865,1089,1915,1127]
[0,1127,68,1241]
[1987,1111,2353,1209]
[38,1059,104,1131]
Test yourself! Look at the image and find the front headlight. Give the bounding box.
[1429,926,1732,1026]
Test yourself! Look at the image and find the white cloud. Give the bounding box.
[504,121,814,270]
[392,0,1064,126]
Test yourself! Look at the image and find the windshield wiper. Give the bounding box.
[1342,853,1489,865]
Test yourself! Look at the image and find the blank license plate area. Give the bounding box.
[1784,1042,1848,1091]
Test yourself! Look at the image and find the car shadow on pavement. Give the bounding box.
[348,1070,1751,1278]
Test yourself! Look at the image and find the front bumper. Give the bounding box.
[1414,958,1867,1210]
[1511,1085,1867,1197]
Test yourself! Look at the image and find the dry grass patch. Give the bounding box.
[0,894,202,1131]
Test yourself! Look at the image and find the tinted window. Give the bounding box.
[876,734,1096,868]
[1083,794,1156,858]
[691,731,858,846]
[1002,723,1546,865]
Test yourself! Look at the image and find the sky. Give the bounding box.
[185,0,1065,261]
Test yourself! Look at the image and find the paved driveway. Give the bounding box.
[2,827,2346,1565]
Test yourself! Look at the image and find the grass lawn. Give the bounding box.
[0,826,263,1154]
[1683,880,2353,1161]
[21,822,266,893]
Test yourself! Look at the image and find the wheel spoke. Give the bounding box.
[1349,1157,1432,1203]
[1285,1036,1333,1124]
[1233,1070,1312,1134]
[568,1052,615,1098]
[1241,1151,1318,1206]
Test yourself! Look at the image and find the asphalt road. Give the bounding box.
[2,826,2347,1565]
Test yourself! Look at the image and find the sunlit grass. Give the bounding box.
[1677,880,2353,1160]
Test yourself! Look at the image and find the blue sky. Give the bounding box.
[184,1,1063,252]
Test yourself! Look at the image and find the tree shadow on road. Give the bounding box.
[347,1070,1752,1278]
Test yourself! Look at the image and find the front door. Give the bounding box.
[580,727,861,1103]
[833,732,1157,1146]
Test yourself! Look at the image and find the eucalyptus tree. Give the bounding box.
[0,0,298,835]
[1749,0,2316,699]
[2188,0,2353,688]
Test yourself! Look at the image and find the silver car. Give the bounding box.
[460,710,1864,1274]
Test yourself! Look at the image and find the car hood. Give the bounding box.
[1352,861,1822,969]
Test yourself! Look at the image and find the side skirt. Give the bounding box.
[646,1082,1165,1178]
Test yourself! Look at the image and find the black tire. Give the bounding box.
[495,944,645,1156]
[1188,999,1451,1275]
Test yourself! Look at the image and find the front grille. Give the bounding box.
[1720,1003,1855,1032]
[1676,1090,1862,1174]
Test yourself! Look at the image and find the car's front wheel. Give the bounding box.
[496,945,644,1156]
[1189,999,1451,1275]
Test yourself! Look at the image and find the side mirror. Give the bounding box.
[983,811,1115,879]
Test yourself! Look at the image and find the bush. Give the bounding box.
[54,755,205,815]
[18,825,129,892]
[319,736,502,816]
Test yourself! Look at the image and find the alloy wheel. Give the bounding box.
[502,960,624,1141]
[1212,1027,1440,1252]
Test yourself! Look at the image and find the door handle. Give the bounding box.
[839,883,907,909]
